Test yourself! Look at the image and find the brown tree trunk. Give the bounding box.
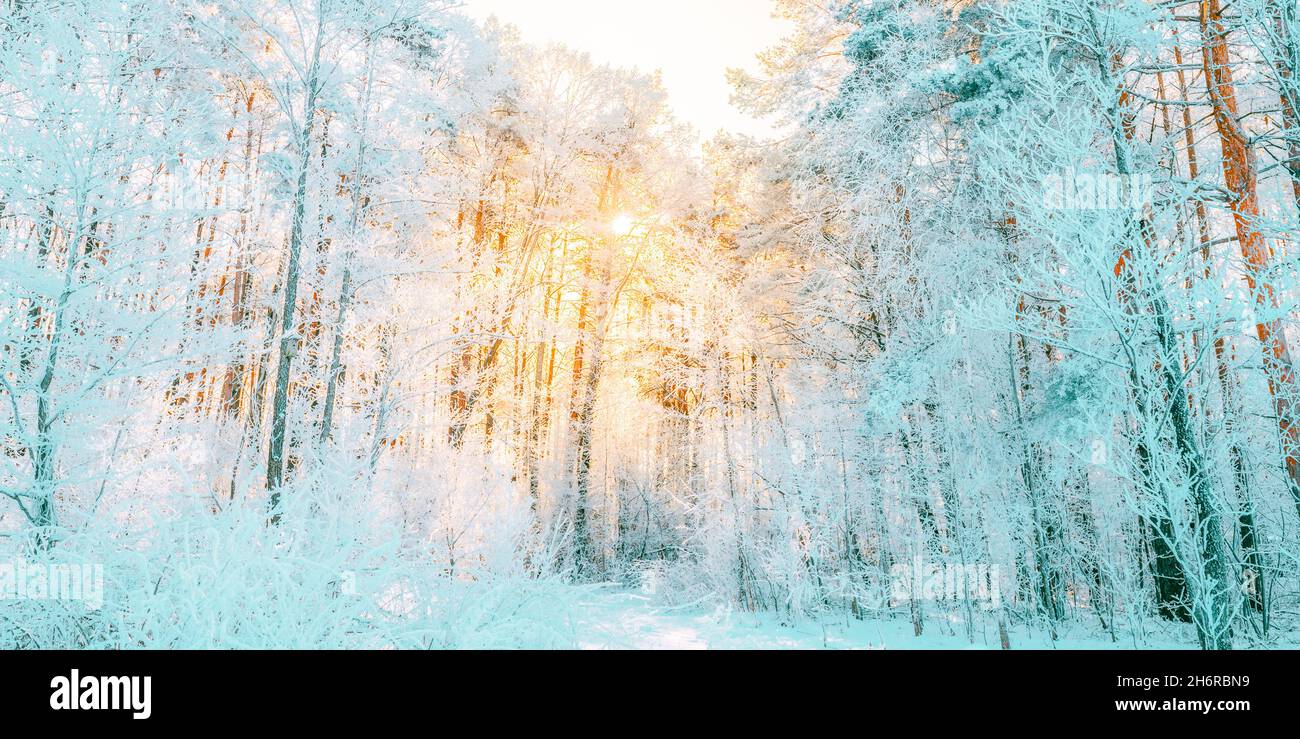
[1265,0,1300,214]
[1201,0,1300,520]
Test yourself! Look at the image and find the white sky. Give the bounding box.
[461,0,789,140]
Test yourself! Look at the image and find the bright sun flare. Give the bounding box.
[611,214,636,237]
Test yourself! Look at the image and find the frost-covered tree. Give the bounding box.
[3,0,1298,650]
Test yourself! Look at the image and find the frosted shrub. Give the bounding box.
[0,469,584,649]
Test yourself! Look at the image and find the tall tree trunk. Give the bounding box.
[19,200,55,379]
[1103,31,1233,646]
[266,17,325,520]
[1265,0,1300,215]
[526,240,564,508]
[1201,0,1300,521]
[28,206,90,549]
[1168,38,1265,615]
[569,262,612,577]
[320,40,377,445]
[220,90,261,421]
[569,167,619,577]
[1007,329,1063,630]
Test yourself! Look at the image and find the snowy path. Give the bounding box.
[568,587,1151,650]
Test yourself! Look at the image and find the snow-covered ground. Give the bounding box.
[568,587,1232,650]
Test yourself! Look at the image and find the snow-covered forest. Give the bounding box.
[2,0,1300,650]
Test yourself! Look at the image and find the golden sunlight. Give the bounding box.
[611,214,636,237]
